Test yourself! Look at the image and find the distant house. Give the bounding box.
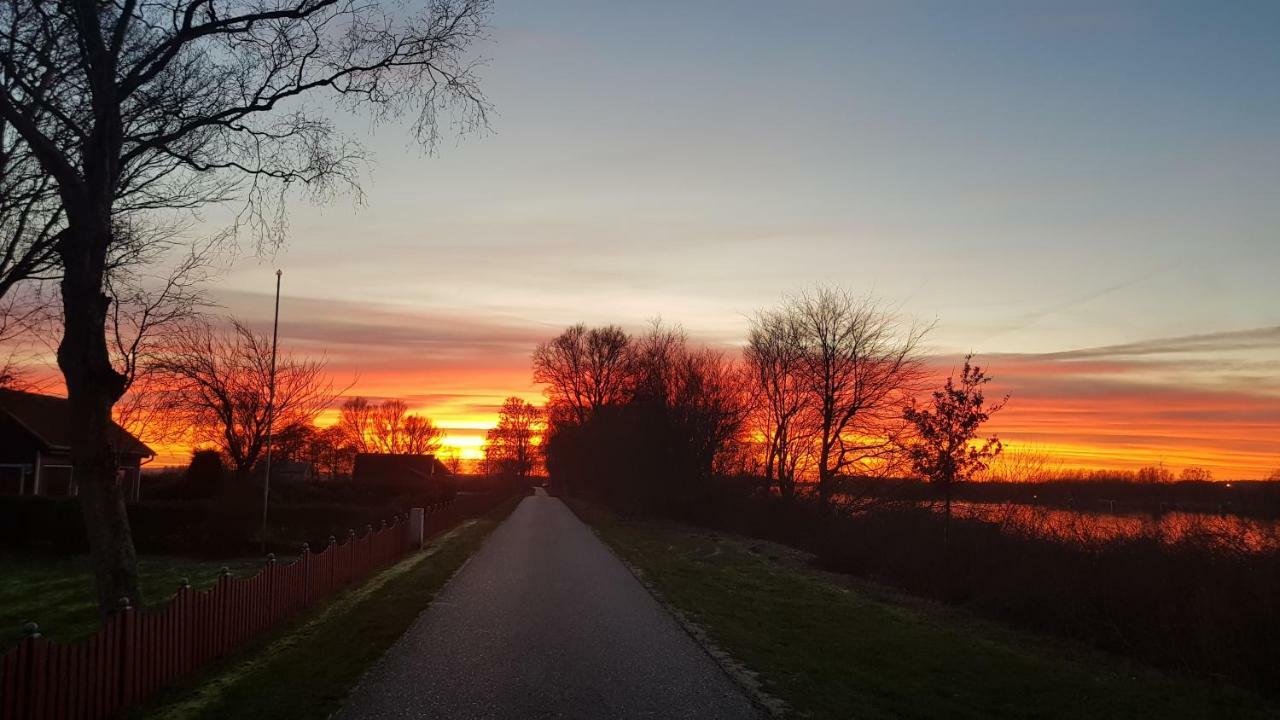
[0,389,155,500]
[352,453,451,489]
[271,460,312,484]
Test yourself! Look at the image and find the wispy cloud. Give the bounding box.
[1035,326,1280,361]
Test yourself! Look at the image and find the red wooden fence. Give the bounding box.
[0,499,458,720]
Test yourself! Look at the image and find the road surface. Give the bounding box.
[337,490,760,719]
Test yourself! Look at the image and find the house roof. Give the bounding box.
[352,453,451,485]
[0,389,154,458]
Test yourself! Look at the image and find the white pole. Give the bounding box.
[261,269,282,553]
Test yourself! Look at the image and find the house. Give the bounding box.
[0,389,155,500]
[352,453,451,489]
[270,460,312,484]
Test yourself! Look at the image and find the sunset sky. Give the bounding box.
[29,3,1280,476]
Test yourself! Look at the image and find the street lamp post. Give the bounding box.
[261,269,282,553]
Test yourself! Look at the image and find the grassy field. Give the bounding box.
[0,554,265,651]
[133,496,521,720]
[570,501,1279,720]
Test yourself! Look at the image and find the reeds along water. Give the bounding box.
[948,502,1280,553]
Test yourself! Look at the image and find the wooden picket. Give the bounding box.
[0,499,461,720]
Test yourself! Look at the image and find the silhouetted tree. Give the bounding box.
[1180,466,1214,482]
[0,114,61,301]
[790,288,928,503]
[269,422,317,464]
[533,324,634,425]
[903,356,1005,548]
[338,397,377,453]
[484,396,542,479]
[978,444,1061,483]
[0,0,490,612]
[1137,464,1175,483]
[745,306,814,499]
[630,323,748,497]
[368,399,444,455]
[540,322,748,516]
[441,447,464,476]
[109,236,217,451]
[156,319,336,479]
[304,425,355,480]
[403,415,445,455]
[0,289,49,389]
[182,449,224,498]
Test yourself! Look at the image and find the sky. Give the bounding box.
[94,2,1280,475]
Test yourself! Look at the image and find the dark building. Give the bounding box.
[0,389,155,500]
[352,453,452,489]
[270,460,313,484]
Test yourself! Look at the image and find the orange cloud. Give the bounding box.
[15,289,1280,480]
[947,327,1280,478]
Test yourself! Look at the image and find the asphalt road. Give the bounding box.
[336,490,760,720]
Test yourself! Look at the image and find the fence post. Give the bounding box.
[117,597,136,708]
[10,623,39,719]
[178,578,191,679]
[378,520,387,564]
[365,525,374,575]
[348,529,356,583]
[265,554,277,625]
[409,507,425,551]
[217,566,231,656]
[301,543,311,607]
[328,535,337,593]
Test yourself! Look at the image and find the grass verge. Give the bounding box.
[569,500,1279,720]
[0,554,264,651]
[132,496,522,720]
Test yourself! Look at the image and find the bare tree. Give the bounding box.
[978,443,1062,483]
[307,425,355,480]
[109,236,219,450]
[1180,466,1214,482]
[156,319,336,478]
[632,323,747,481]
[533,324,633,425]
[1137,464,1175,483]
[338,396,376,453]
[364,398,442,455]
[0,0,490,612]
[903,355,1005,548]
[745,307,814,499]
[0,286,55,389]
[371,399,410,453]
[484,396,542,479]
[789,288,929,503]
[0,109,62,301]
[441,447,464,475]
[402,414,445,456]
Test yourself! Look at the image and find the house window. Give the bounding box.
[0,465,26,496]
[39,466,75,497]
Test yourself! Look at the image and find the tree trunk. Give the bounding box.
[58,221,139,616]
[943,481,952,554]
[817,459,833,505]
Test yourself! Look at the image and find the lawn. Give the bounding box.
[570,501,1279,720]
[134,495,521,720]
[0,553,265,652]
